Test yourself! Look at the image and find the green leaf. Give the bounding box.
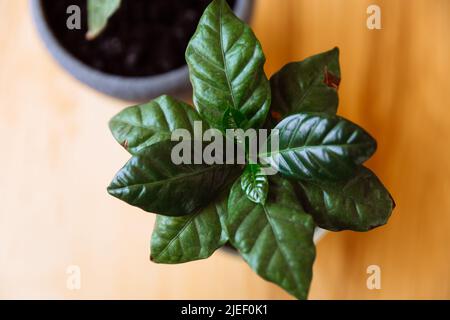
[151,191,229,263]
[107,140,240,216]
[240,164,268,204]
[297,166,395,231]
[222,107,247,130]
[263,113,377,181]
[227,176,316,300]
[186,0,271,131]
[269,48,340,125]
[109,95,205,155]
[87,0,121,39]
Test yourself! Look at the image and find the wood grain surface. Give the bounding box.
[0,0,449,299]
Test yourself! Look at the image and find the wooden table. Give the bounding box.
[1,0,449,299]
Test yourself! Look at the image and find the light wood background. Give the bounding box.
[1,0,449,299]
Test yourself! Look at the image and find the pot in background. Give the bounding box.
[30,0,254,102]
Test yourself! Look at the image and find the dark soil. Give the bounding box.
[42,0,236,77]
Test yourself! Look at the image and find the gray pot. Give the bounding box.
[30,0,255,102]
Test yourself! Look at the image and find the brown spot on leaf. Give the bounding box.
[121,140,129,150]
[271,111,282,121]
[323,66,340,90]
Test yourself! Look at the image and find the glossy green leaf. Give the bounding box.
[222,107,247,130]
[269,48,340,125]
[297,166,395,231]
[151,191,229,263]
[109,95,206,155]
[186,0,271,131]
[263,113,377,181]
[87,0,121,39]
[240,164,268,204]
[227,176,316,300]
[107,140,239,216]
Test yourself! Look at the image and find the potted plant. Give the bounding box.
[30,0,253,101]
[107,0,395,299]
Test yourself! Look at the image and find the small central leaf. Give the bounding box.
[240,164,268,204]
